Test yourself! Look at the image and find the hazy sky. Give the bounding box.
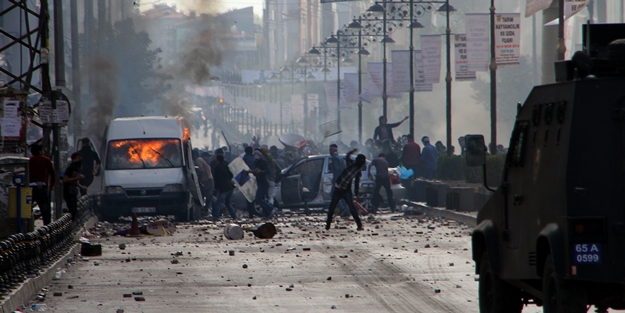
[157,0,264,16]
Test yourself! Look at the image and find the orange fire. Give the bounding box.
[112,139,171,164]
[183,127,190,140]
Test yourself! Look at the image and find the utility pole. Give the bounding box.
[53,0,65,220]
[71,0,82,139]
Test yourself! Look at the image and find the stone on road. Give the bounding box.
[41,214,479,312]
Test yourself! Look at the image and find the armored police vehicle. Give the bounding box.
[469,24,625,313]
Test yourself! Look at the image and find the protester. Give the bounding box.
[261,147,277,206]
[29,144,55,225]
[62,152,85,220]
[364,138,377,160]
[458,136,466,155]
[209,148,224,174]
[401,134,421,178]
[195,151,214,214]
[373,116,408,143]
[77,138,101,196]
[241,146,257,217]
[212,154,238,221]
[435,141,447,155]
[329,144,349,216]
[269,145,288,170]
[325,149,365,231]
[368,153,397,214]
[421,136,438,179]
[249,148,277,218]
[381,139,399,168]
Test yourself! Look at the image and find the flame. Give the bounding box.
[183,127,190,140]
[112,139,173,164]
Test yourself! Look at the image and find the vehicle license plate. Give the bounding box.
[573,243,601,264]
[132,207,156,213]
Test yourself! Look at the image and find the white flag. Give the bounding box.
[344,73,359,104]
[454,34,477,81]
[391,50,411,93]
[544,0,589,25]
[525,0,553,17]
[414,50,433,92]
[420,35,442,84]
[367,62,384,97]
[465,13,490,72]
[495,13,521,67]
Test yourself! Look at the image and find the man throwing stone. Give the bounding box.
[325,149,366,231]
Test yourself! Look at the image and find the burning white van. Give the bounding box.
[99,116,203,222]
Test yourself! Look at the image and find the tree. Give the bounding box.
[111,18,169,117]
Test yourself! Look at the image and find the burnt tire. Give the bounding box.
[479,253,523,313]
[542,255,587,313]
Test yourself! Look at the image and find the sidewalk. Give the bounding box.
[0,216,98,313]
[403,200,478,227]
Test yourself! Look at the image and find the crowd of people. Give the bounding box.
[196,114,510,226]
[27,114,506,227]
[28,138,101,225]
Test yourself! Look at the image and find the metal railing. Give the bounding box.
[0,195,95,298]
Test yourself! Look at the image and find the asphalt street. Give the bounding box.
[37,214,481,312]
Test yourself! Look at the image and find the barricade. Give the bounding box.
[0,194,96,298]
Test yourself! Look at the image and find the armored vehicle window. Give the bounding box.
[508,122,529,167]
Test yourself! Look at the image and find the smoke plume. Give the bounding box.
[162,12,233,129]
[85,56,119,148]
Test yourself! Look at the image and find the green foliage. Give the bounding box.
[436,153,506,186]
[436,155,465,181]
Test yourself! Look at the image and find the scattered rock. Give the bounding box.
[119,243,126,250]
[434,289,441,293]
[53,292,62,297]
[327,277,332,281]
[424,244,431,248]
[285,288,293,291]
[123,294,132,298]
[134,296,146,301]
[171,259,179,264]
[331,305,337,309]
[242,264,248,269]
[67,295,79,299]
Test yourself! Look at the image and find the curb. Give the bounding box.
[0,216,98,313]
[405,201,478,227]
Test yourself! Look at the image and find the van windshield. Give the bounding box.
[106,139,183,170]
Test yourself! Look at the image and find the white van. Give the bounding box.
[99,116,203,222]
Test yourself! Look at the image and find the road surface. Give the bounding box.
[40,213,482,312]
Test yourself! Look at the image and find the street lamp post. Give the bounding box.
[489,0,497,155]
[325,33,342,139]
[366,3,394,118]
[445,0,452,156]
[437,1,455,156]
[296,56,310,137]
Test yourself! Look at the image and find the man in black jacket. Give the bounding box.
[325,149,366,231]
[212,154,237,221]
[373,116,408,143]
